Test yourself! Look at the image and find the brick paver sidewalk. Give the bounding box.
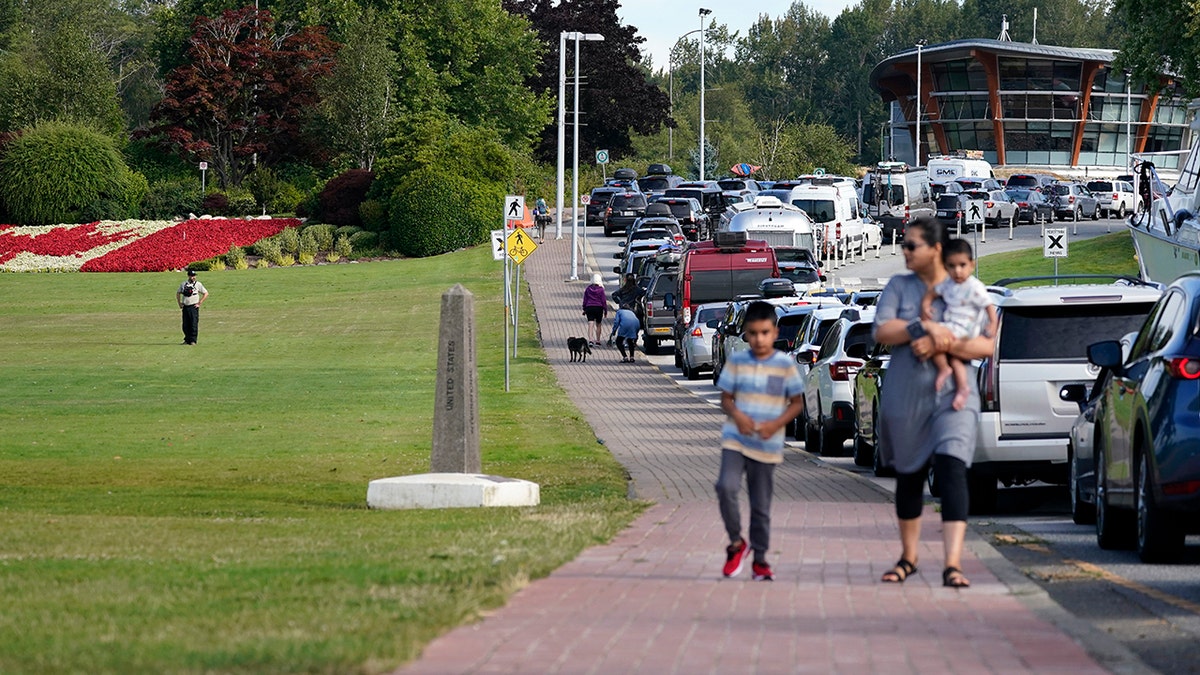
[398,234,1109,674]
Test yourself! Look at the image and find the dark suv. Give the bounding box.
[586,187,621,228]
[664,186,725,224]
[653,197,708,240]
[639,267,681,354]
[603,192,648,237]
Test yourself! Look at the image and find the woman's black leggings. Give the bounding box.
[894,454,969,522]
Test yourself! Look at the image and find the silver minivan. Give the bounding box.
[861,163,934,239]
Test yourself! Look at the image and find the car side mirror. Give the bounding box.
[618,241,626,247]
[612,266,621,274]
[705,319,720,329]
[663,293,676,309]
[613,252,623,259]
[1087,340,1123,370]
[819,274,827,282]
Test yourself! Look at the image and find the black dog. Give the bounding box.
[567,337,592,363]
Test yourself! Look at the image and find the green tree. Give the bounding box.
[313,9,397,170]
[735,4,830,124]
[1112,0,1196,93]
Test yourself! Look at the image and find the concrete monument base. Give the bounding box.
[367,473,540,510]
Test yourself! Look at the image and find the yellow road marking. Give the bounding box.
[1066,559,1200,615]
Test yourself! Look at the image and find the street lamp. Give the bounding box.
[554,31,604,279]
[1124,69,1132,172]
[914,39,927,167]
[668,28,702,161]
[698,8,712,181]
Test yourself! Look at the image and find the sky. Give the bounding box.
[617,0,861,70]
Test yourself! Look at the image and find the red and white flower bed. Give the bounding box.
[0,218,299,272]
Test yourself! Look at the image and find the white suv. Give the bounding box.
[802,310,876,456]
[970,277,1161,512]
[1085,179,1140,219]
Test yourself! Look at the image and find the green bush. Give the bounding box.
[304,223,336,250]
[224,187,256,216]
[224,245,247,268]
[389,166,499,258]
[358,199,388,232]
[298,228,319,256]
[143,177,203,219]
[276,227,300,254]
[253,237,282,264]
[0,121,148,224]
[334,234,353,258]
[244,167,304,213]
[298,251,315,265]
[295,188,320,219]
[347,230,377,250]
[325,250,341,263]
[276,253,294,267]
[335,225,362,239]
[187,257,224,272]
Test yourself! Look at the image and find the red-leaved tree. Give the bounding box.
[149,7,338,188]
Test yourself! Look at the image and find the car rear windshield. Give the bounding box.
[792,199,836,223]
[936,194,964,209]
[631,228,671,241]
[590,190,618,205]
[611,194,646,209]
[861,181,905,206]
[718,180,748,190]
[774,248,813,264]
[638,176,672,192]
[998,302,1156,361]
[689,269,776,305]
[649,273,678,296]
[1006,175,1038,188]
[780,266,820,283]
[662,202,694,218]
[695,306,725,326]
[1006,190,1033,200]
[1086,181,1113,192]
[1045,184,1071,196]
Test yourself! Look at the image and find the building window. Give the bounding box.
[998,58,1081,93]
[1005,121,1075,165]
[933,59,989,92]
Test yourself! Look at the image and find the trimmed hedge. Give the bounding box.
[389,166,499,258]
[317,169,374,227]
[0,121,147,225]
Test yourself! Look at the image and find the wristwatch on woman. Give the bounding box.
[906,318,927,341]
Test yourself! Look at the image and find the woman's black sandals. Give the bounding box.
[881,558,917,583]
[942,566,970,588]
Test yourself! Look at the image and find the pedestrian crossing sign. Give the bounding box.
[506,228,538,265]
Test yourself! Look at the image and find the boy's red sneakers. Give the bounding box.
[752,561,774,581]
[723,538,749,577]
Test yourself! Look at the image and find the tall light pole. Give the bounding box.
[563,32,604,280]
[1125,69,1133,171]
[668,28,702,162]
[556,32,569,240]
[698,8,711,180]
[914,39,926,167]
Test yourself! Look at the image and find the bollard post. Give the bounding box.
[1009,213,1014,240]
[432,284,481,473]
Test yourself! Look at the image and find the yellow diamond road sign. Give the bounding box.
[506,228,538,265]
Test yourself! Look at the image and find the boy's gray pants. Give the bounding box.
[715,448,775,555]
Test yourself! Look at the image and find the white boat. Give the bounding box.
[1128,125,1200,284]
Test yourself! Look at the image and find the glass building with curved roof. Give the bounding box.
[869,39,1190,171]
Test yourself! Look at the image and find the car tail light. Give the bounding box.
[985,201,995,208]
[980,346,1000,412]
[1113,193,1119,201]
[1018,202,1028,208]
[1163,480,1200,496]
[836,223,843,239]
[683,306,692,324]
[830,360,862,381]
[1168,357,1200,379]
[902,204,910,224]
[1067,195,1075,204]
[690,327,704,337]
[646,302,654,317]
[606,206,612,216]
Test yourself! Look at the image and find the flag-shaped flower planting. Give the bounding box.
[0,218,299,272]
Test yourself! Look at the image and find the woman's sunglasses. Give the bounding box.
[901,241,925,251]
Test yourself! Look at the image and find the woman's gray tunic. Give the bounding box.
[873,273,980,474]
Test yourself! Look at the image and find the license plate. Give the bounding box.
[622,211,635,216]
[937,210,949,216]
[653,327,671,334]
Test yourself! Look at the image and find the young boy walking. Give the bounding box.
[715,301,805,580]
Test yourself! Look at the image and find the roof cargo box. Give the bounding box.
[647,163,673,176]
[758,278,796,298]
[613,167,638,180]
[714,229,748,250]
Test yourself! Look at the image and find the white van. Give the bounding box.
[723,196,818,252]
[759,182,865,257]
[926,154,994,183]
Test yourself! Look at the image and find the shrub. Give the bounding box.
[225,245,247,268]
[232,256,249,270]
[335,225,362,239]
[358,198,387,232]
[246,167,303,214]
[201,192,229,215]
[253,237,283,265]
[317,169,374,227]
[0,121,148,224]
[298,251,315,265]
[334,234,353,258]
[79,198,131,222]
[143,177,203,219]
[347,230,377,250]
[304,223,336,250]
[276,253,294,267]
[295,188,320,218]
[389,166,498,257]
[255,257,271,269]
[225,187,256,216]
[188,257,224,272]
[276,227,300,254]
[298,228,319,256]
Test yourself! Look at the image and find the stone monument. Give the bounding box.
[367,284,539,510]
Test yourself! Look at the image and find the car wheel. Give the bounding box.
[1074,205,1082,222]
[673,345,682,369]
[803,408,819,453]
[1117,203,1127,219]
[1091,204,1100,220]
[818,418,845,457]
[643,336,658,354]
[1069,443,1096,525]
[604,226,614,237]
[686,363,702,381]
[1136,452,1185,563]
[967,470,998,515]
[1095,443,1136,550]
[711,361,721,386]
[870,413,895,477]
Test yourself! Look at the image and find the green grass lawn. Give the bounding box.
[977,231,1139,284]
[0,250,643,674]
